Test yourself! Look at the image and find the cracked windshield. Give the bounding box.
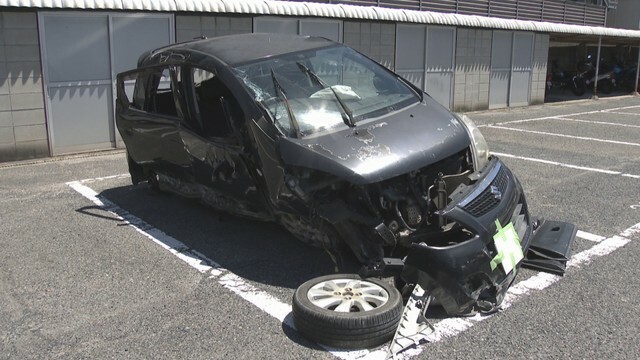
[233,45,420,137]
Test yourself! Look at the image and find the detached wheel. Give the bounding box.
[292,274,403,349]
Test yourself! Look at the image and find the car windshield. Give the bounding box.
[232,45,420,137]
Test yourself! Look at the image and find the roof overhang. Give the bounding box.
[3,0,640,41]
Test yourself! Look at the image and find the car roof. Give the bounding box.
[151,33,337,66]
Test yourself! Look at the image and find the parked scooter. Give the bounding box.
[545,60,586,96]
[568,70,587,96]
[578,56,616,95]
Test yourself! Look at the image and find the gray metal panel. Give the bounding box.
[425,72,452,109]
[112,16,173,74]
[253,17,298,34]
[396,25,426,70]
[43,15,110,82]
[300,20,341,42]
[426,27,454,71]
[509,32,533,106]
[489,31,512,109]
[491,31,512,70]
[425,26,454,109]
[489,70,510,109]
[512,32,534,70]
[509,71,530,107]
[48,84,113,153]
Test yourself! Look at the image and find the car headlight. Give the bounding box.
[455,113,490,171]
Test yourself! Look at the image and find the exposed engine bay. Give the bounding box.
[284,149,480,263]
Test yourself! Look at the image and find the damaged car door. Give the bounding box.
[117,65,192,183]
[179,66,270,218]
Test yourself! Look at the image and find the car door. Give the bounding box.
[177,66,271,219]
[116,65,192,180]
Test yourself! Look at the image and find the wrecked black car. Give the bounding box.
[116,34,575,351]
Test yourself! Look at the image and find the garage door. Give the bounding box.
[396,25,455,109]
[39,13,173,155]
[489,31,534,109]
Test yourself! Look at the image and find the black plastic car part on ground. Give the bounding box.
[116,33,576,348]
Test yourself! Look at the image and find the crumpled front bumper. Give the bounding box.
[401,157,533,315]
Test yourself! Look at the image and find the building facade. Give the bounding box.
[0,0,636,162]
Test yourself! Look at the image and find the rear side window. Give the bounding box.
[148,66,183,118]
[118,65,244,141]
[118,66,183,119]
[119,71,146,110]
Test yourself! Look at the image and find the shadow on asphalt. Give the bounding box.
[89,183,362,290]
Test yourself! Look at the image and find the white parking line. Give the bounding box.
[548,117,640,129]
[492,152,640,179]
[66,178,367,360]
[487,125,640,147]
[478,105,640,127]
[602,111,640,116]
[576,230,606,242]
[66,176,637,360]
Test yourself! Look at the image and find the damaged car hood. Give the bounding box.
[278,96,470,184]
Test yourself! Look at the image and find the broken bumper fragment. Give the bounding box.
[401,159,576,315]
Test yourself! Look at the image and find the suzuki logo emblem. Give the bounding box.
[490,185,502,201]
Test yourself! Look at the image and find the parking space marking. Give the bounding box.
[576,230,606,243]
[486,125,640,147]
[492,152,640,179]
[479,104,640,127]
[547,117,640,129]
[66,176,637,360]
[66,178,367,360]
[602,111,640,116]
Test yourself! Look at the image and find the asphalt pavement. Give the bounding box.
[1,96,639,359]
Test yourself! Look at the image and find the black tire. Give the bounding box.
[292,274,403,349]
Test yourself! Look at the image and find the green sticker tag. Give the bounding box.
[490,220,524,275]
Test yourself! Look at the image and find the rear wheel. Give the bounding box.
[292,274,403,349]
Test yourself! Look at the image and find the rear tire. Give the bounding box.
[292,274,403,349]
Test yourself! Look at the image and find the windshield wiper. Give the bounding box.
[296,62,356,128]
[270,69,302,138]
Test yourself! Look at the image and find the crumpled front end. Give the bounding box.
[401,158,533,315]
